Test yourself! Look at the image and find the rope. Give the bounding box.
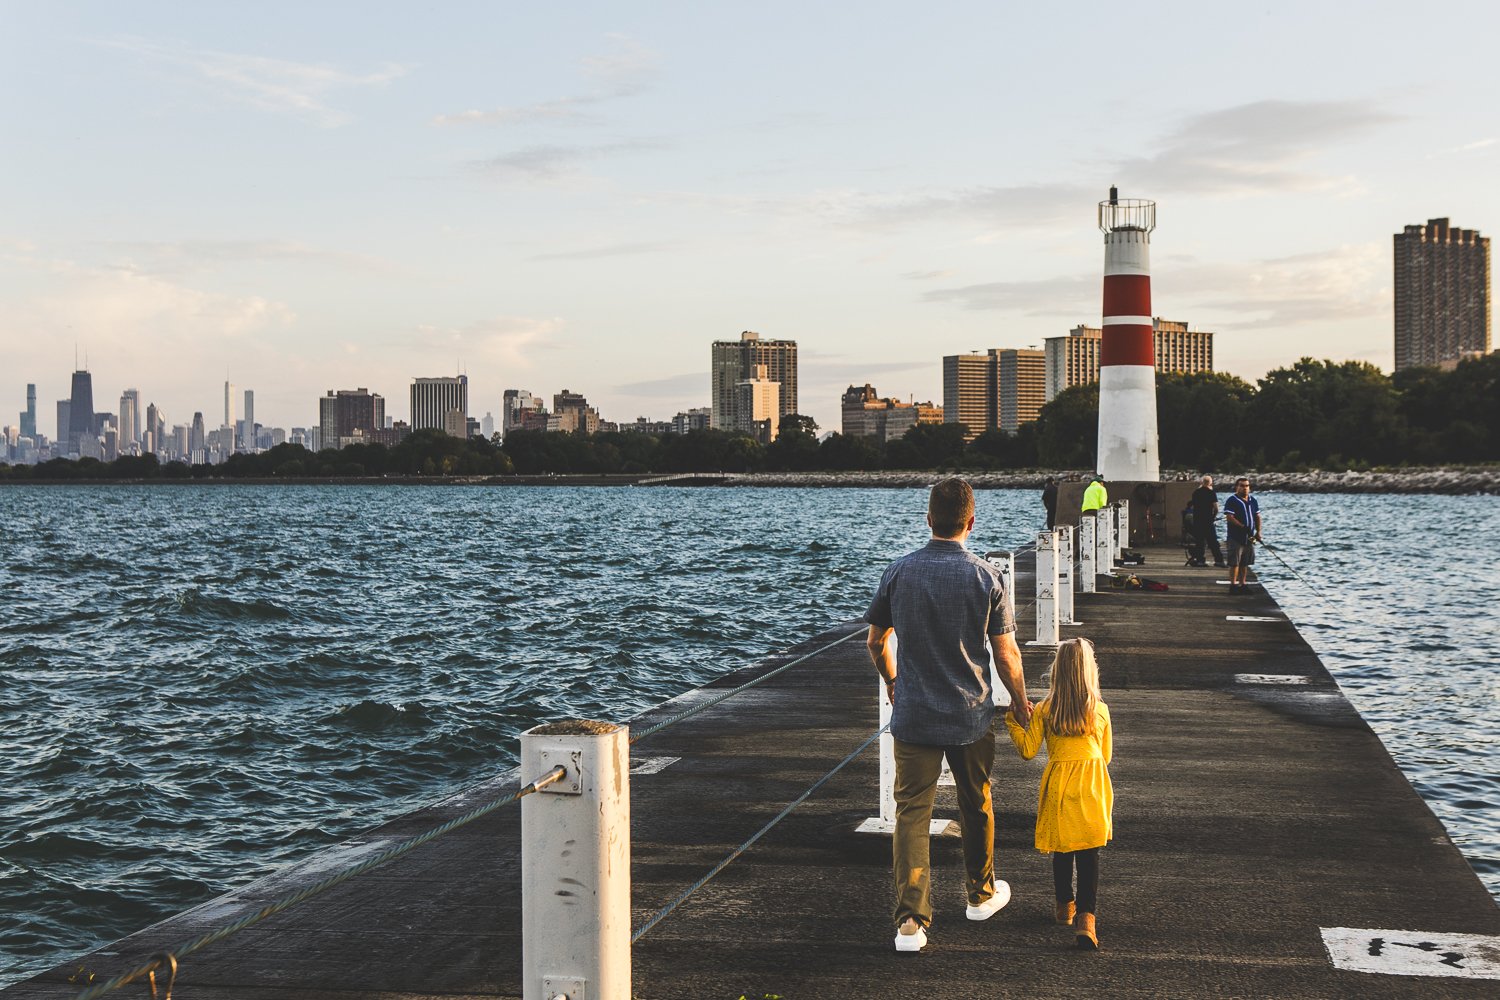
[630,628,866,745]
[74,765,567,1000]
[630,724,887,944]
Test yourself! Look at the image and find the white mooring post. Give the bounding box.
[521,721,631,1000]
[984,549,1016,619]
[1078,515,1097,594]
[1095,509,1113,574]
[1028,530,1060,647]
[855,636,963,837]
[1117,499,1131,556]
[1055,525,1079,625]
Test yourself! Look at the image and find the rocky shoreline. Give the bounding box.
[723,468,1500,494]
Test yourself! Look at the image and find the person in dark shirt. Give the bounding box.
[1041,477,1059,529]
[865,477,1032,953]
[1188,475,1225,568]
[1224,477,1263,595]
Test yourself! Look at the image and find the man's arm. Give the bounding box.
[866,625,897,702]
[990,630,1031,727]
[1253,510,1263,541]
[1225,497,1245,531]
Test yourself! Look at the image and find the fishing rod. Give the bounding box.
[1255,539,1336,609]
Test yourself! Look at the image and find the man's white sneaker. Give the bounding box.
[894,924,927,952]
[965,879,1012,921]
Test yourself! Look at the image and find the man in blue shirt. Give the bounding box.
[1224,476,1263,595]
[865,478,1032,953]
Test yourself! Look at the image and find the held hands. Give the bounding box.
[1008,697,1034,728]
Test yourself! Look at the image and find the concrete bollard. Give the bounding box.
[521,721,631,1000]
[984,549,1016,619]
[1096,509,1113,573]
[1055,525,1079,624]
[1028,530,1060,647]
[1078,515,1097,594]
[1117,499,1131,556]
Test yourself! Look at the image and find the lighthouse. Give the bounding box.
[1096,186,1160,481]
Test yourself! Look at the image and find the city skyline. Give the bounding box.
[3,4,1497,433]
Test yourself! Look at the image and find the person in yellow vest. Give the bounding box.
[1081,475,1108,513]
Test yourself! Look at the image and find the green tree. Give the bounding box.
[1033,384,1098,469]
[1156,371,1255,469]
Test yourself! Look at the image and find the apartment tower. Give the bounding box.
[711,331,798,432]
[411,376,469,435]
[1394,218,1491,371]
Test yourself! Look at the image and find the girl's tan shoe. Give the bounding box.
[1074,911,1099,950]
[1055,901,1076,926]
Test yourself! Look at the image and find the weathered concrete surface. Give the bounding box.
[12,546,1497,999]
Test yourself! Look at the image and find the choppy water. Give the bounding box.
[1,486,1495,986]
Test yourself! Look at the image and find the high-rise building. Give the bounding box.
[480,412,495,438]
[319,388,385,449]
[56,400,71,444]
[411,376,468,435]
[734,364,781,444]
[1394,218,1491,371]
[119,389,141,450]
[711,331,798,431]
[144,402,162,455]
[1044,320,1215,401]
[943,352,992,441]
[189,412,206,462]
[68,369,94,446]
[671,407,711,434]
[241,389,256,452]
[223,382,235,431]
[996,348,1046,434]
[941,349,1044,439]
[20,384,36,439]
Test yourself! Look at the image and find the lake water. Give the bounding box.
[1,485,1495,986]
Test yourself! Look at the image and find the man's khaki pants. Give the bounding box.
[892,730,997,929]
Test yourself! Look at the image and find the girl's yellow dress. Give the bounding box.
[1004,700,1113,853]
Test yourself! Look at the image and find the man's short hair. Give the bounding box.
[1236,477,1250,487]
[929,477,975,537]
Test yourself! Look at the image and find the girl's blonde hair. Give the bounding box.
[1045,637,1102,736]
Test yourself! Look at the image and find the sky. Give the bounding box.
[2,1,1496,436]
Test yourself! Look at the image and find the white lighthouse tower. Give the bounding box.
[1096,187,1160,482]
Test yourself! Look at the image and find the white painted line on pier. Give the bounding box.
[629,756,680,775]
[1226,615,1282,622]
[1216,581,1260,586]
[1234,674,1314,685]
[1321,927,1500,979]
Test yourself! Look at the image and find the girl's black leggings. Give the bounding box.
[1052,848,1101,913]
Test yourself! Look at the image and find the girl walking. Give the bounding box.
[1005,636,1114,949]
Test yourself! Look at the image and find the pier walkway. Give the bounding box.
[14,544,1498,998]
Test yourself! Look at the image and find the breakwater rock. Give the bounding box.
[724,467,1499,495]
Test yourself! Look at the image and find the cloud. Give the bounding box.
[1428,137,1496,158]
[923,274,1097,315]
[1116,99,1402,196]
[614,372,703,396]
[433,34,659,127]
[410,316,565,370]
[96,239,401,276]
[468,138,669,180]
[902,269,957,281]
[529,241,676,262]
[98,36,409,126]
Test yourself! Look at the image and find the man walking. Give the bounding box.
[865,478,1032,953]
[1224,477,1262,595]
[1189,475,1225,568]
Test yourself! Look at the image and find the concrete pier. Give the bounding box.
[12,545,1498,998]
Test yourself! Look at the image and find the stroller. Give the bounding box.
[1181,505,1200,566]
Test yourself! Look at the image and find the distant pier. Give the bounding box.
[13,545,1499,998]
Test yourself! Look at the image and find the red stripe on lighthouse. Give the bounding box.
[1102,274,1151,318]
[1100,325,1154,367]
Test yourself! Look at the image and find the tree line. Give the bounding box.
[3,354,1496,481]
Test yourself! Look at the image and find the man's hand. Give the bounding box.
[1011,696,1033,729]
[884,677,896,706]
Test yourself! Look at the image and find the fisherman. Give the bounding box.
[1188,475,1226,568]
[1041,477,1059,529]
[1224,477,1262,595]
[1081,474,1108,514]
[864,477,1032,953]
